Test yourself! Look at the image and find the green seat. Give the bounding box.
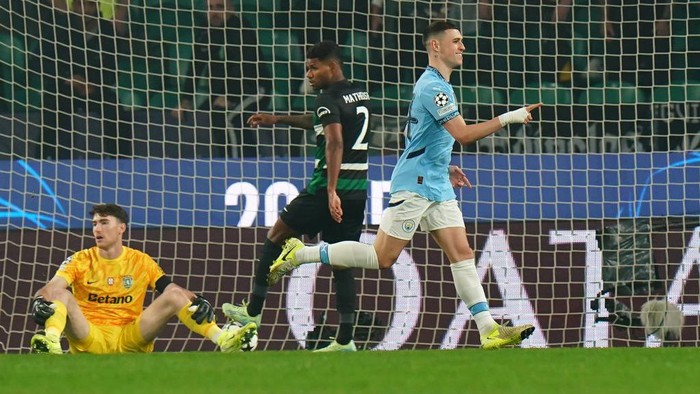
[238,0,279,12]
[458,86,506,106]
[273,30,304,63]
[257,28,275,63]
[147,41,193,110]
[342,32,369,83]
[140,0,196,109]
[0,32,42,112]
[116,56,154,110]
[370,83,412,115]
[510,82,573,106]
[0,32,24,112]
[652,81,700,103]
[141,0,197,43]
[577,81,645,104]
[569,1,606,83]
[267,31,305,111]
[237,0,278,28]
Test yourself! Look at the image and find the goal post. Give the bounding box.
[1,0,700,352]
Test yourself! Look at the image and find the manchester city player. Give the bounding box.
[270,21,542,349]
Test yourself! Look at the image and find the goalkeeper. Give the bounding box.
[269,21,541,349]
[29,203,256,354]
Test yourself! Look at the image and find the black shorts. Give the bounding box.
[280,189,366,243]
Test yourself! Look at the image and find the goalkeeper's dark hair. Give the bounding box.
[422,20,460,49]
[90,203,129,225]
[306,41,343,66]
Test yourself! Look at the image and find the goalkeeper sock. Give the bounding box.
[44,300,67,339]
[177,303,219,341]
[248,239,282,316]
[298,241,380,269]
[451,259,498,336]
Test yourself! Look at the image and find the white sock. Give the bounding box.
[296,244,321,263]
[297,241,379,269]
[451,259,497,336]
[211,330,222,344]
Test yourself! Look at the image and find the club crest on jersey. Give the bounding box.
[316,106,331,118]
[434,92,449,107]
[122,275,133,289]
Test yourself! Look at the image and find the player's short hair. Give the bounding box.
[422,21,460,49]
[90,204,129,225]
[306,41,343,66]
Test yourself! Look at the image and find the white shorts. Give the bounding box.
[379,191,465,240]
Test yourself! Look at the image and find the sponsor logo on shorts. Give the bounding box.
[401,220,416,233]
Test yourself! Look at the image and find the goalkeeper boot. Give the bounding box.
[313,340,357,353]
[222,301,261,327]
[268,238,304,286]
[30,332,63,354]
[480,323,535,350]
[218,322,257,353]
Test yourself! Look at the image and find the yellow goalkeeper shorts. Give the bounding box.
[67,316,154,354]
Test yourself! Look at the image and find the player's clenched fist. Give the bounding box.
[188,295,214,324]
[31,296,56,326]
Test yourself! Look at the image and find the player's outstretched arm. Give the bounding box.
[247,113,314,129]
[444,103,542,145]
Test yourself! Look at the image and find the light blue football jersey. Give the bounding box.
[390,66,460,201]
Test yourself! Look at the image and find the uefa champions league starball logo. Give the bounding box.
[434,92,449,107]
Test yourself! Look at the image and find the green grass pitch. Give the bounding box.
[1,348,697,394]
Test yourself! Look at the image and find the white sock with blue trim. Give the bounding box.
[451,259,498,336]
[297,241,379,269]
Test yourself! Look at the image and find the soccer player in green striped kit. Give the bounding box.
[223,41,371,352]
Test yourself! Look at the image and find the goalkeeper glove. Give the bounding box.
[31,296,55,326]
[188,296,214,324]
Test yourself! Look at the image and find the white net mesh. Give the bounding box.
[1,0,699,352]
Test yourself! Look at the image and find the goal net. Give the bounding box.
[1,0,699,353]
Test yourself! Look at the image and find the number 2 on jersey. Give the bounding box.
[352,106,369,150]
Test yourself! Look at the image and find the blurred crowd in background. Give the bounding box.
[0,0,698,159]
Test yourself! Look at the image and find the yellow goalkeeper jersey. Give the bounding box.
[54,246,165,326]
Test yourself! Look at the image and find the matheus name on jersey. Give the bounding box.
[307,79,372,200]
[343,91,370,103]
